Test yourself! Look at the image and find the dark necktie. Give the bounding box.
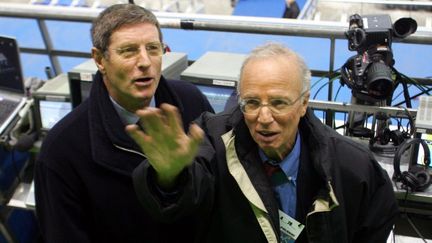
[263,161,289,187]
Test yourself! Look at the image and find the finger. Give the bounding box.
[136,108,166,138]
[125,124,152,149]
[188,123,204,155]
[160,103,184,134]
[136,107,161,125]
[189,123,204,142]
[125,123,139,132]
[126,124,168,170]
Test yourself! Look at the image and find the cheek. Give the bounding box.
[152,58,162,72]
[244,116,257,131]
[117,59,134,72]
[278,113,300,133]
[113,62,137,83]
[244,118,260,141]
[106,58,126,73]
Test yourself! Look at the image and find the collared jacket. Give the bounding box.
[34,71,214,243]
[133,106,399,243]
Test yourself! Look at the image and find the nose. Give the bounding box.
[257,106,274,125]
[137,48,151,69]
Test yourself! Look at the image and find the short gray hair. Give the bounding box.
[91,4,162,57]
[237,43,311,95]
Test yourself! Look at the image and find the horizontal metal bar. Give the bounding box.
[1,3,432,43]
[17,49,432,87]
[309,99,417,117]
[0,3,100,22]
[20,47,91,58]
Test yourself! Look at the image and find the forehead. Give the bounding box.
[240,55,302,95]
[109,22,159,46]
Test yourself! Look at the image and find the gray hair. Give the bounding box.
[237,42,311,95]
[91,4,162,58]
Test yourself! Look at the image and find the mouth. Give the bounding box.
[133,77,153,86]
[256,131,279,143]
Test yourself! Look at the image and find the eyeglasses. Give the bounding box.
[112,42,166,59]
[239,91,307,115]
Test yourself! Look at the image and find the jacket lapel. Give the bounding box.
[228,111,281,237]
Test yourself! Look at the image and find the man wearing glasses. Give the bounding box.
[34,4,213,243]
[130,43,398,242]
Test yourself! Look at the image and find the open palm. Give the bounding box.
[126,103,204,187]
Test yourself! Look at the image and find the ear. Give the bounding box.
[300,91,310,117]
[92,47,106,75]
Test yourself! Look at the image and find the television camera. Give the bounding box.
[340,14,418,153]
[341,14,417,103]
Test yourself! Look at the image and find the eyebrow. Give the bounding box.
[114,41,160,48]
[242,95,293,100]
[111,44,137,51]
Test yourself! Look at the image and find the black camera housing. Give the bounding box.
[341,14,417,103]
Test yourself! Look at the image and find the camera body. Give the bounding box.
[341,14,417,102]
[347,14,393,53]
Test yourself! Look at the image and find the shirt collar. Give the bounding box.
[109,96,156,125]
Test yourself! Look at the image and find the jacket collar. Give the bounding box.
[299,108,335,182]
[87,71,183,175]
[226,107,281,234]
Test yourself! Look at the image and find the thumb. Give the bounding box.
[188,123,204,155]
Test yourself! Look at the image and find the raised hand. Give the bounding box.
[126,103,204,188]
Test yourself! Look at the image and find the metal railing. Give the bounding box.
[1,2,431,124]
[0,3,431,86]
[1,0,205,10]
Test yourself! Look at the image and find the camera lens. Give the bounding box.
[366,62,393,99]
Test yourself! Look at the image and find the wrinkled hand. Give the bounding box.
[126,103,204,188]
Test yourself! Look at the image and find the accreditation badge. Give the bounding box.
[279,209,304,242]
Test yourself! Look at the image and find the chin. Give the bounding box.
[259,144,276,153]
[135,89,154,98]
